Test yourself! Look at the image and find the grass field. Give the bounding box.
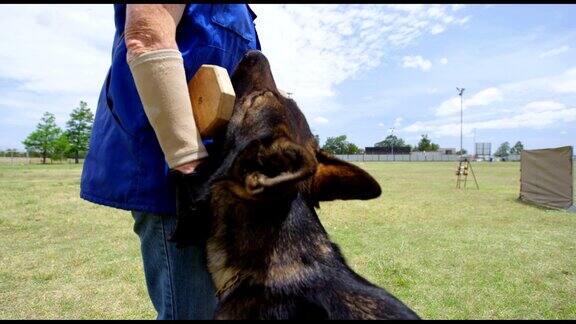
[0,162,574,319]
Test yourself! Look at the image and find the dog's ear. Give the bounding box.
[234,137,317,199]
[311,150,381,201]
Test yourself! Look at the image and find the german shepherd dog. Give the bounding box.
[170,50,421,320]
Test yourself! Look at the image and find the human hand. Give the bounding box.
[173,158,204,174]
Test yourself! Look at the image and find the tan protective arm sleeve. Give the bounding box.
[128,49,208,168]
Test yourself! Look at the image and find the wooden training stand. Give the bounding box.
[455,158,479,189]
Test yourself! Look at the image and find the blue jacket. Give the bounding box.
[80,4,261,215]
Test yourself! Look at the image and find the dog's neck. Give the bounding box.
[206,185,337,299]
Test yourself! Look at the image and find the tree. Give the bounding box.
[345,142,362,154]
[495,141,511,158]
[66,101,94,163]
[374,134,412,154]
[322,135,346,154]
[52,133,71,162]
[2,148,23,158]
[416,134,440,152]
[322,135,361,154]
[510,141,524,155]
[375,135,406,148]
[23,112,62,164]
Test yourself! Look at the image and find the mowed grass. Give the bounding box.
[0,162,575,319]
[0,164,154,319]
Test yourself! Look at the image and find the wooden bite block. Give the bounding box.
[188,65,236,138]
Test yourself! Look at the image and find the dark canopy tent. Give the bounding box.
[519,146,574,211]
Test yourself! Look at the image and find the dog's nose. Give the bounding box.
[243,50,266,66]
[231,49,278,97]
[244,49,264,59]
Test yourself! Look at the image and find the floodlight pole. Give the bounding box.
[390,127,395,161]
[457,87,465,160]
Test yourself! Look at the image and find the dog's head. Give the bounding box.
[221,50,381,203]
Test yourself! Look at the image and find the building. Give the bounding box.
[475,142,492,160]
[437,148,456,155]
[364,146,412,155]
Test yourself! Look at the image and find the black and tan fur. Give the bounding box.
[171,50,421,320]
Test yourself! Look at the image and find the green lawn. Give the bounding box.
[0,162,574,319]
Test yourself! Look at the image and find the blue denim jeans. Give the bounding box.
[132,211,217,320]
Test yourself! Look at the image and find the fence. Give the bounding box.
[0,157,84,164]
[334,152,530,162]
[335,153,461,162]
[506,154,521,161]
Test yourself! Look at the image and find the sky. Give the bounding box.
[0,4,574,154]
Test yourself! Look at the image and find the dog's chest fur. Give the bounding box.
[207,181,334,288]
[205,182,345,318]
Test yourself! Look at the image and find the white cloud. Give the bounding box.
[404,67,576,137]
[539,45,570,58]
[0,4,471,149]
[522,100,565,112]
[554,80,576,93]
[440,57,449,65]
[451,4,465,11]
[430,24,445,35]
[393,117,404,128]
[313,116,329,124]
[0,5,113,94]
[457,16,471,25]
[427,88,438,94]
[378,122,385,127]
[466,87,503,106]
[401,55,432,71]
[552,68,576,93]
[435,87,503,116]
[387,4,425,13]
[251,4,469,116]
[435,97,462,116]
[0,4,468,107]
[404,107,576,137]
[0,4,114,140]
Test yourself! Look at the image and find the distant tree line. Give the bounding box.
[20,101,94,164]
[319,132,527,159]
[494,141,524,158]
[321,135,363,155]
[0,149,28,158]
[320,133,443,155]
[374,134,412,153]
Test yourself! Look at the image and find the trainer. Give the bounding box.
[80,4,260,320]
